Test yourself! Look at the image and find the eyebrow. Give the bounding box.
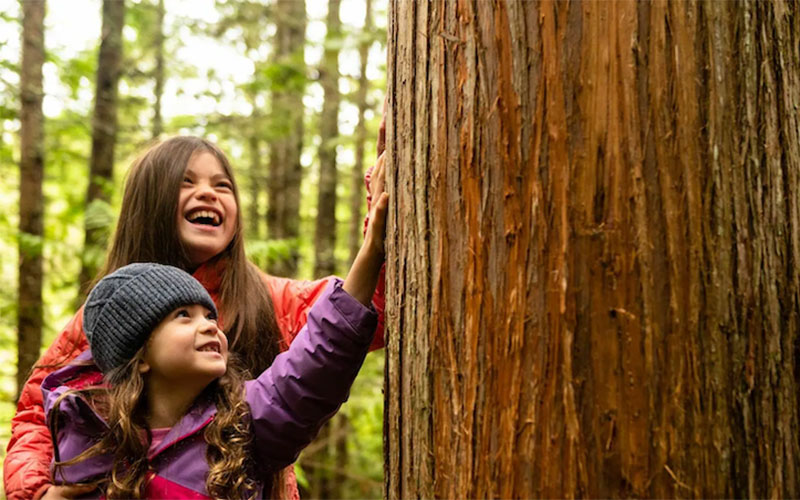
[184,170,232,181]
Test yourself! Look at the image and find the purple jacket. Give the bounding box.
[42,280,377,499]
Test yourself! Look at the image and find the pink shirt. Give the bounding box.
[149,427,172,454]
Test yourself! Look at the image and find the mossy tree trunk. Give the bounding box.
[78,0,125,298]
[314,0,343,278]
[267,0,306,277]
[17,0,46,399]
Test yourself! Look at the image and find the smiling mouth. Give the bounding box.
[185,209,222,227]
[198,342,221,353]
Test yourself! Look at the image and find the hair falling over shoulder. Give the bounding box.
[50,353,283,499]
[50,353,152,498]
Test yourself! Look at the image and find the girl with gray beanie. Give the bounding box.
[44,228,385,498]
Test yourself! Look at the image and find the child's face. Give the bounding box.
[177,152,238,266]
[140,303,229,384]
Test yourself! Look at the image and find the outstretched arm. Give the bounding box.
[245,280,378,470]
[247,174,388,470]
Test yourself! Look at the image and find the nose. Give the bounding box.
[199,318,218,335]
[194,182,218,202]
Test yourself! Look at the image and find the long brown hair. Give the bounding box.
[100,136,283,374]
[50,354,285,498]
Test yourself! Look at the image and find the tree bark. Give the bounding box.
[152,0,165,139]
[384,1,800,498]
[78,0,125,298]
[348,0,372,266]
[313,0,342,278]
[267,0,306,277]
[17,0,46,399]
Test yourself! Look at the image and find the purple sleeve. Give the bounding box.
[244,279,377,469]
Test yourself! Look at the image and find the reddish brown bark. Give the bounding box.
[385,1,800,497]
[17,0,46,399]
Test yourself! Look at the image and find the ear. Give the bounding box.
[138,358,151,374]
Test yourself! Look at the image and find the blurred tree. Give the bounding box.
[77,0,125,300]
[16,0,45,399]
[266,0,306,277]
[152,0,165,139]
[209,0,273,241]
[313,0,342,278]
[348,0,372,266]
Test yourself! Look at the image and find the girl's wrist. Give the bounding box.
[343,243,384,305]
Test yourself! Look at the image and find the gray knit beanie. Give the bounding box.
[83,263,218,373]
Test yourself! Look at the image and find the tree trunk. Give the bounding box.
[78,0,125,298]
[17,0,45,399]
[313,0,342,278]
[152,0,165,139]
[248,132,263,240]
[304,413,351,499]
[384,1,800,498]
[267,0,306,277]
[348,0,372,266]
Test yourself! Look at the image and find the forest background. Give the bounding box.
[0,0,387,498]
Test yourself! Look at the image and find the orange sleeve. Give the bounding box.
[3,308,89,500]
[261,272,384,351]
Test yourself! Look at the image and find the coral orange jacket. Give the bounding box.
[4,263,385,500]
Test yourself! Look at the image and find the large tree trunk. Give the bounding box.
[348,0,372,266]
[267,0,306,277]
[313,0,342,278]
[78,0,125,298]
[384,1,800,498]
[17,0,46,399]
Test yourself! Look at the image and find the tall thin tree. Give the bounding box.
[385,1,800,498]
[152,0,165,139]
[266,0,306,277]
[348,0,372,266]
[313,0,342,278]
[78,0,126,299]
[17,0,46,399]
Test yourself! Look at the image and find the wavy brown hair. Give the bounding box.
[91,136,284,375]
[50,353,285,498]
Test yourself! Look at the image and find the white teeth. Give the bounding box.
[188,210,221,225]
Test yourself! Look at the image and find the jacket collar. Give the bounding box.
[44,350,219,461]
[191,258,226,300]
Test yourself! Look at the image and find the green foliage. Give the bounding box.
[0,0,389,494]
[18,231,44,259]
[245,237,301,271]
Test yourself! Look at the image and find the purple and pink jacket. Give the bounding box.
[42,280,377,499]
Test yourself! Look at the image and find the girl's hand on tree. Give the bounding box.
[345,152,388,306]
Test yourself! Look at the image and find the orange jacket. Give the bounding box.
[3,264,384,500]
